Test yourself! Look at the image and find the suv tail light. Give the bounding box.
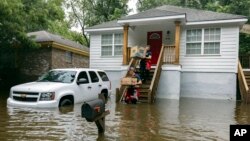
[109,81,111,90]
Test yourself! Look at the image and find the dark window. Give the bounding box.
[89,71,99,83]
[98,71,109,81]
[77,71,89,83]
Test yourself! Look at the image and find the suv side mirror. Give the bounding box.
[77,78,88,85]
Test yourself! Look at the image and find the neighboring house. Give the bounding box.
[19,30,89,82]
[86,5,247,100]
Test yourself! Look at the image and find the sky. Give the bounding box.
[128,0,138,15]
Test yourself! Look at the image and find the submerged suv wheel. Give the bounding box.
[59,98,73,107]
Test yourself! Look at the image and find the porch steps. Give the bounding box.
[116,45,165,104]
[138,68,155,103]
[238,62,250,103]
[244,71,250,88]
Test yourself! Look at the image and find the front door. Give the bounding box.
[147,31,162,64]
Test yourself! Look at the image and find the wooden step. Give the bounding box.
[139,94,149,98]
[244,76,250,79]
[244,71,250,75]
[139,89,150,93]
[138,99,149,103]
[139,84,150,89]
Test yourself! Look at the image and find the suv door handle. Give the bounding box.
[88,86,92,89]
[98,84,102,87]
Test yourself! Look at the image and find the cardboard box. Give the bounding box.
[130,46,145,58]
[121,77,137,85]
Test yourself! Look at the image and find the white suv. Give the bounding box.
[7,68,111,108]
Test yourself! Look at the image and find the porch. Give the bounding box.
[122,21,182,65]
[116,20,183,103]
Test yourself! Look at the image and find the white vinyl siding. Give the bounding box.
[101,34,123,56]
[186,28,221,55]
[90,34,123,70]
[180,26,239,73]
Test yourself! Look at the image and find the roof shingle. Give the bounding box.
[86,5,247,30]
[28,31,89,52]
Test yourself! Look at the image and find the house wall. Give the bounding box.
[51,48,89,69]
[128,22,176,47]
[89,33,123,70]
[19,47,89,83]
[180,25,239,73]
[180,72,236,100]
[89,22,176,70]
[19,47,52,82]
[89,23,240,100]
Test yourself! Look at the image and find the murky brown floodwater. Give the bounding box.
[1,90,250,141]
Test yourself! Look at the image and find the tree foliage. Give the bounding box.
[0,0,85,48]
[65,0,129,47]
[0,0,36,48]
[239,33,250,54]
[22,0,65,32]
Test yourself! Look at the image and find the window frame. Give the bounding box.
[185,28,221,56]
[101,33,123,57]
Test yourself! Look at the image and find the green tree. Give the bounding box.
[137,0,180,11]
[0,0,37,48]
[48,20,87,45]
[22,0,65,32]
[65,0,129,47]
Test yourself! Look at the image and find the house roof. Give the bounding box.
[86,5,247,31]
[121,5,246,22]
[86,20,121,30]
[28,31,89,53]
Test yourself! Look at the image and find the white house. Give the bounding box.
[86,5,248,101]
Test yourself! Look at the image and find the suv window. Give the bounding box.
[98,71,109,81]
[89,71,99,83]
[38,70,76,83]
[77,71,89,83]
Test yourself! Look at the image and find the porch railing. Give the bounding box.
[238,61,249,103]
[148,45,165,103]
[116,58,139,102]
[163,45,175,64]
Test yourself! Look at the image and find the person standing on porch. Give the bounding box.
[140,45,152,82]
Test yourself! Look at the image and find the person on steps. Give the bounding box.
[125,67,142,104]
[139,45,152,83]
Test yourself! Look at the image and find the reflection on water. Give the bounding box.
[1,90,250,141]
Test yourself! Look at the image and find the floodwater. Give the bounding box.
[0,90,250,141]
